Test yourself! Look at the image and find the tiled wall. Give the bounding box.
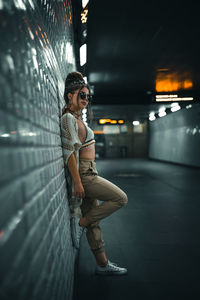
[149,103,200,167]
[0,1,78,299]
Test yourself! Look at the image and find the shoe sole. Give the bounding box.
[95,271,128,276]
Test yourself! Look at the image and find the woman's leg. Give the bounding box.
[80,175,128,227]
[79,159,128,268]
[80,197,108,266]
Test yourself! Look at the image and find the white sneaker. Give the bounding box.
[95,260,128,275]
[70,217,85,249]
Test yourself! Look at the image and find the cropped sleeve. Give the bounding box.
[60,113,82,166]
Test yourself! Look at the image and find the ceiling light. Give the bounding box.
[82,0,89,8]
[149,115,156,121]
[158,111,166,117]
[156,95,193,102]
[171,103,181,112]
[81,8,88,23]
[132,121,140,125]
[156,94,178,98]
[80,44,87,66]
[171,102,179,107]
[149,112,156,121]
[158,106,166,117]
[83,76,88,83]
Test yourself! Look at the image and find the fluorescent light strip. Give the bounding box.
[80,44,87,66]
[82,0,89,8]
[156,97,193,102]
[83,76,88,83]
[156,94,178,98]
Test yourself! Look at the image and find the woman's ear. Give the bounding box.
[67,92,72,100]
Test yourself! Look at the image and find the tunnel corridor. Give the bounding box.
[74,158,200,300]
[0,1,200,300]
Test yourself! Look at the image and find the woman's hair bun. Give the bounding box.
[65,71,84,86]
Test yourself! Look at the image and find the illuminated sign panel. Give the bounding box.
[155,70,193,92]
[98,119,125,125]
[155,94,194,102]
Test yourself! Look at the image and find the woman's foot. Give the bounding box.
[95,260,128,275]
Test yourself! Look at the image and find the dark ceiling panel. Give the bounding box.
[87,0,200,108]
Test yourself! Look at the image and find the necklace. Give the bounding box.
[69,109,82,119]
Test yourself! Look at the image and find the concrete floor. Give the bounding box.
[74,158,200,300]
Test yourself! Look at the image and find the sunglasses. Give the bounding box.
[79,91,92,102]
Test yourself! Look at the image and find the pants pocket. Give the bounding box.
[81,174,96,187]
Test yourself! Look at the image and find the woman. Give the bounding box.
[61,71,128,275]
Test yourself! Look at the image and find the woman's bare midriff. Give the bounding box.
[75,117,95,160]
[79,144,95,160]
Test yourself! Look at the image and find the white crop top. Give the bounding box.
[79,120,96,150]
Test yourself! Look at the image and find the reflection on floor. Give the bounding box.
[74,158,200,300]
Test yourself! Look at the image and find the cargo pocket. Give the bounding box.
[90,162,98,175]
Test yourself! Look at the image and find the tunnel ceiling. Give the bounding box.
[86,0,200,110]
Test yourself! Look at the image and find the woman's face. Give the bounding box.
[69,86,90,111]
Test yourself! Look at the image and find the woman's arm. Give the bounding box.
[67,153,85,199]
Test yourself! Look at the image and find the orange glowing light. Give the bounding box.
[94,131,104,134]
[99,119,125,125]
[183,80,193,89]
[156,80,179,92]
[81,8,88,23]
[99,119,111,124]
[155,72,193,92]
[157,68,169,71]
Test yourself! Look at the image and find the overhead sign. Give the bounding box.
[155,94,193,102]
[98,119,125,125]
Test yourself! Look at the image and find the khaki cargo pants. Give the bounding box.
[79,158,128,254]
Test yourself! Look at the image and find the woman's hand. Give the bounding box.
[74,181,85,199]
